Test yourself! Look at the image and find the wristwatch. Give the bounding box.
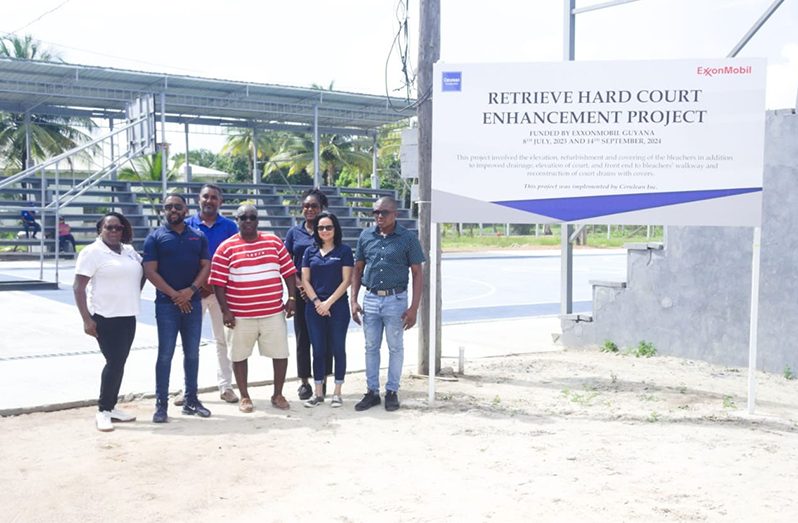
[288,296,296,301]
[312,296,321,303]
[190,284,199,293]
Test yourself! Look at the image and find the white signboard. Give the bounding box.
[432,59,766,225]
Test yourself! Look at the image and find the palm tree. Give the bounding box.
[118,152,183,218]
[0,112,95,174]
[0,35,95,174]
[221,128,291,181]
[0,34,56,61]
[271,133,372,187]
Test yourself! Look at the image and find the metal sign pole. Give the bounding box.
[428,220,439,404]
[747,227,762,413]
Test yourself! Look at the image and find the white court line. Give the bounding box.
[444,275,497,306]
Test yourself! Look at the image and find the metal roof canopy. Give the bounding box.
[0,57,413,135]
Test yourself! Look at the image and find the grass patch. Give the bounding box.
[629,340,657,358]
[440,225,663,251]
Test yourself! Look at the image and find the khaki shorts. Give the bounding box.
[227,314,290,362]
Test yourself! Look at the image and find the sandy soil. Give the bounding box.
[2,347,797,522]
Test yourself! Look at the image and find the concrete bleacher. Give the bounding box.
[0,176,415,257]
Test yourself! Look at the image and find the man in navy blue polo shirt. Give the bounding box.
[350,196,425,412]
[143,193,212,423]
[184,184,239,405]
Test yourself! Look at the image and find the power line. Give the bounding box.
[384,0,420,113]
[0,30,208,76]
[11,0,72,34]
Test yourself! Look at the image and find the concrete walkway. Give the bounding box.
[0,270,563,414]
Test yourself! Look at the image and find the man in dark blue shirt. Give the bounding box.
[143,193,212,423]
[350,196,425,412]
[184,184,239,405]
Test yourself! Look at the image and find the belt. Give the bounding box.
[368,287,406,297]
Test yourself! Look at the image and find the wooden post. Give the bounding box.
[417,0,441,376]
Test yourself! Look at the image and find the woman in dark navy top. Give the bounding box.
[284,188,333,400]
[301,212,353,408]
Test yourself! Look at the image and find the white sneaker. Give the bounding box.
[95,411,114,432]
[330,395,343,408]
[109,409,136,422]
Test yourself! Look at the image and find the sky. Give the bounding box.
[2,0,796,152]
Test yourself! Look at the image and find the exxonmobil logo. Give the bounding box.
[696,65,753,77]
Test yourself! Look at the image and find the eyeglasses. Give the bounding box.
[303,203,320,209]
[237,214,258,221]
[372,209,394,217]
[316,225,335,232]
[103,225,124,232]
[163,204,185,211]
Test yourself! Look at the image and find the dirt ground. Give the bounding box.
[2,347,797,522]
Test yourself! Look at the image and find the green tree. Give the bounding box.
[271,133,372,187]
[221,128,291,182]
[118,152,183,218]
[171,148,219,168]
[0,35,96,174]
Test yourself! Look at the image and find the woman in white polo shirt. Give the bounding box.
[73,212,144,432]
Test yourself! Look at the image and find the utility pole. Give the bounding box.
[417,0,441,376]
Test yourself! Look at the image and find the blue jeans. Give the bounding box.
[155,301,202,402]
[305,300,350,384]
[362,291,407,392]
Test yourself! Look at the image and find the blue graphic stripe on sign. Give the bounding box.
[492,188,762,221]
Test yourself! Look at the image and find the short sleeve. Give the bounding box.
[284,228,294,253]
[342,244,354,267]
[275,237,297,278]
[354,230,366,261]
[407,235,425,265]
[75,245,98,277]
[301,246,312,269]
[208,245,229,286]
[142,232,158,262]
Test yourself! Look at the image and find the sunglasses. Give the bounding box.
[237,214,258,222]
[303,203,320,209]
[163,204,185,211]
[103,225,124,232]
[316,225,335,232]
[372,209,394,217]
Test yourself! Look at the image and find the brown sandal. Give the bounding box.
[239,398,254,413]
[270,395,290,410]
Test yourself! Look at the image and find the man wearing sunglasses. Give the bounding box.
[143,193,212,423]
[351,196,425,412]
[209,204,298,412]
[182,184,240,405]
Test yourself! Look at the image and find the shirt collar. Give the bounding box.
[374,223,405,236]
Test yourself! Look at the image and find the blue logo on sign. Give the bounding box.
[442,71,462,92]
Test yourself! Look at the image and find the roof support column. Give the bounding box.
[313,104,321,187]
[24,111,31,170]
[371,134,379,189]
[252,126,259,185]
[160,92,167,198]
[184,122,191,183]
[109,118,116,181]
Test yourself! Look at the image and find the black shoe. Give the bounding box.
[152,400,168,423]
[354,390,381,411]
[298,383,313,400]
[384,390,400,412]
[182,396,211,418]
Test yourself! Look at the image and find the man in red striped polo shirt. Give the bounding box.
[210,204,297,412]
